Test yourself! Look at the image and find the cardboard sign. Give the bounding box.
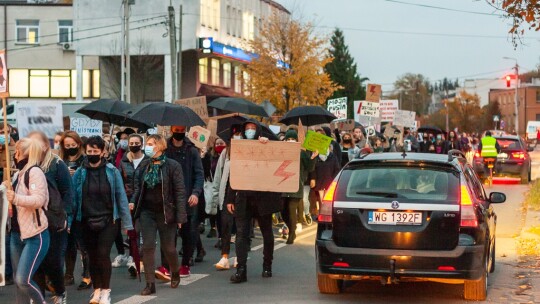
[365,126,376,138]
[357,101,380,117]
[331,119,355,131]
[393,110,416,128]
[379,99,399,122]
[0,146,14,169]
[175,96,208,121]
[70,118,103,137]
[230,139,300,193]
[327,97,347,119]
[0,50,7,96]
[366,84,381,102]
[187,126,211,149]
[297,119,306,145]
[16,101,63,139]
[302,130,333,153]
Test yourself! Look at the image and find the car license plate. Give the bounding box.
[498,153,508,159]
[368,211,422,225]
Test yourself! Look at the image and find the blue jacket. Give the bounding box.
[72,161,133,230]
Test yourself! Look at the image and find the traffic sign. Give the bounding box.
[493,115,500,122]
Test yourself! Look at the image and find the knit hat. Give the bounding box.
[284,129,298,141]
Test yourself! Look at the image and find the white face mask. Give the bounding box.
[319,154,328,161]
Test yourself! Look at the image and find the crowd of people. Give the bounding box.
[0,120,490,304]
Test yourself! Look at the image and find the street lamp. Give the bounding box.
[503,57,519,134]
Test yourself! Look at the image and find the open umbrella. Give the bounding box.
[216,115,278,142]
[418,125,443,134]
[127,229,141,281]
[279,106,337,126]
[126,102,205,127]
[76,99,151,129]
[208,97,269,117]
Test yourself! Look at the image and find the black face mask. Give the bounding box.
[172,132,186,141]
[87,154,101,164]
[129,145,141,153]
[15,158,28,170]
[66,147,79,157]
[343,139,352,144]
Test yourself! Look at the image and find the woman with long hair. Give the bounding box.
[3,138,50,304]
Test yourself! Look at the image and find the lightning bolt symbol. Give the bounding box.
[370,85,377,94]
[273,160,295,184]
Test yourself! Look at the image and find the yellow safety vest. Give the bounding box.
[480,136,498,157]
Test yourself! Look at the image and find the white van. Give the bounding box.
[526,121,540,143]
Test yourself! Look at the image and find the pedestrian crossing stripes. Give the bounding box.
[116,295,157,304]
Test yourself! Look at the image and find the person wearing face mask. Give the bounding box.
[53,132,63,151]
[434,134,445,154]
[114,129,135,168]
[158,125,203,280]
[226,120,282,283]
[202,138,226,240]
[419,133,431,153]
[72,136,133,304]
[129,134,186,296]
[308,137,340,220]
[444,131,461,154]
[339,132,359,167]
[59,131,91,290]
[3,138,50,304]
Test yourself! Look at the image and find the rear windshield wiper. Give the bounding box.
[356,191,398,198]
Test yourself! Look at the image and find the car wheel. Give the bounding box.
[521,170,529,184]
[317,273,343,294]
[463,257,488,301]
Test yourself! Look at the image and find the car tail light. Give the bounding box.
[511,152,525,160]
[438,266,456,271]
[474,152,480,158]
[332,262,350,268]
[318,181,337,223]
[460,185,478,227]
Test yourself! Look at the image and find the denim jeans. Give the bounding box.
[34,229,67,296]
[11,230,50,304]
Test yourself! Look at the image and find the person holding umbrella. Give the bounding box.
[129,134,187,295]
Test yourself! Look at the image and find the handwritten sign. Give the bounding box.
[366,84,381,102]
[327,97,347,119]
[393,110,416,128]
[302,130,333,153]
[0,50,7,96]
[230,139,300,193]
[16,101,63,139]
[365,126,376,138]
[379,100,399,122]
[358,101,380,117]
[70,118,103,137]
[331,119,355,131]
[175,96,208,121]
[187,126,211,150]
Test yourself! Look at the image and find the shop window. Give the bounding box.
[199,58,208,84]
[211,58,220,85]
[223,62,231,88]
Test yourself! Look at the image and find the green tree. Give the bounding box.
[325,28,368,119]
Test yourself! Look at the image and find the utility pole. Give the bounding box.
[121,0,131,103]
[168,5,177,101]
[177,4,182,99]
[514,63,519,135]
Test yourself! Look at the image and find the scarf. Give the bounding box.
[144,154,166,189]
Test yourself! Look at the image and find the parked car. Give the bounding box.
[525,121,540,145]
[473,135,532,184]
[316,150,506,301]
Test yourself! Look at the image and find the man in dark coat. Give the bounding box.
[226,120,282,283]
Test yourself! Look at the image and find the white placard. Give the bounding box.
[327,97,347,119]
[379,99,399,122]
[365,126,376,137]
[70,118,103,137]
[358,101,380,117]
[393,110,416,128]
[16,101,64,138]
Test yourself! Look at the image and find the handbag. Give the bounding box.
[85,215,111,232]
[204,179,217,215]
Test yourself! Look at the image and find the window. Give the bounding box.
[8,69,100,98]
[231,8,237,36]
[8,70,29,97]
[211,58,220,85]
[30,70,49,97]
[234,65,241,93]
[199,58,208,84]
[93,70,100,98]
[226,5,231,34]
[212,0,220,30]
[51,70,71,97]
[238,10,242,38]
[58,20,73,43]
[223,62,231,88]
[16,20,39,44]
[537,89,540,103]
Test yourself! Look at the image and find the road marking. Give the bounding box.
[251,224,317,251]
[116,295,157,304]
[160,273,209,286]
[275,230,317,251]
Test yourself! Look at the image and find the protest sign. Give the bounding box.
[230,139,300,193]
[70,118,103,137]
[175,96,208,121]
[16,101,63,138]
[327,97,347,119]
[379,99,399,122]
[331,119,355,131]
[365,126,376,138]
[302,130,333,153]
[0,146,15,169]
[187,126,211,150]
[0,50,7,96]
[366,84,382,102]
[393,110,416,128]
[357,101,380,117]
[297,119,306,145]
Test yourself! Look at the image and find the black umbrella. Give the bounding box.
[418,125,443,134]
[208,97,269,117]
[76,99,151,129]
[279,106,337,126]
[126,102,205,127]
[216,115,278,143]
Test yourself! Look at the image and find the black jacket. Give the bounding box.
[165,137,204,215]
[131,158,187,224]
[310,152,340,191]
[119,152,149,201]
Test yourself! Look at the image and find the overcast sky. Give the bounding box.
[275,0,540,92]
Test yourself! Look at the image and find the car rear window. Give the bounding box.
[335,164,460,203]
[496,138,522,150]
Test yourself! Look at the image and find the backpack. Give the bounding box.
[24,162,66,231]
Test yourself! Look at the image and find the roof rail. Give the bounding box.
[447,149,465,162]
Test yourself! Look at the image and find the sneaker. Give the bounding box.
[51,292,66,304]
[99,289,110,304]
[111,254,129,268]
[127,258,137,278]
[78,277,92,290]
[296,223,303,233]
[206,227,217,238]
[195,248,206,262]
[89,289,101,304]
[179,265,191,278]
[215,257,230,270]
[155,266,171,281]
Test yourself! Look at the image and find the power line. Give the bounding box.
[379,0,504,17]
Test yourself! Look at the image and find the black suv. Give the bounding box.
[316,150,506,301]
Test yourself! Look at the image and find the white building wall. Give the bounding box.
[463,78,509,107]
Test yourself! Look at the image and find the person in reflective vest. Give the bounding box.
[479,131,501,158]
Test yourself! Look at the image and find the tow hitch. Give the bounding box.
[381,259,399,285]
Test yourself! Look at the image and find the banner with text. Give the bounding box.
[326,97,347,119]
[302,130,333,153]
[393,110,416,128]
[357,101,380,117]
[175,96,208,121]
[16,101,63,138]
[379,99,399,122]
[70,118,103,137]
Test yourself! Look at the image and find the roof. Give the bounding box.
[262,0,291,14]
[349,152,458,164]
